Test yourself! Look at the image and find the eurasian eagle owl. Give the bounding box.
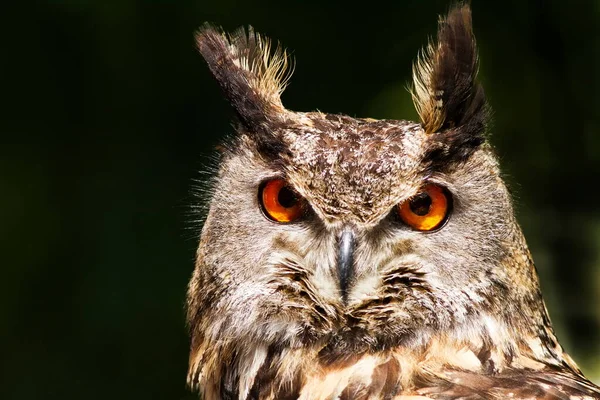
[186,4,600,399]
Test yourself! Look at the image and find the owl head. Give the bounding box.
[187,4,568,397]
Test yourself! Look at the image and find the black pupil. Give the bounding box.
[409,193,432,216]
[278,186,299,208]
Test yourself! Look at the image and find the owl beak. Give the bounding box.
[337,229,355,301]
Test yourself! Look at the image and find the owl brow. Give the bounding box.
[241,126,291,163]
[262,157,289,174]
[421,128,487,172]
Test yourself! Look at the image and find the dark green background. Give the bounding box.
[3,1,599,398]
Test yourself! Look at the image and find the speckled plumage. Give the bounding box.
[187,4,600,399]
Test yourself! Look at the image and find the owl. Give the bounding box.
[186,4,600,400]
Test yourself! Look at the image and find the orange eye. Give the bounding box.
[397,184,451,231]
[260,179,305,223]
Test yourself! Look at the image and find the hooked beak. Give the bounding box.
[337,229,355,301]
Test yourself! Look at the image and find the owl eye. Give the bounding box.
[397,184,451,231]
[259,179,305,223]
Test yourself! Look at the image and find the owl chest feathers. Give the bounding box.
[188,318,599,400]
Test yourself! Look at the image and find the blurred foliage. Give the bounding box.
[2,0,599,398]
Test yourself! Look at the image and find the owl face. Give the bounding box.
[190,106,516,352]
[187,8,527,352]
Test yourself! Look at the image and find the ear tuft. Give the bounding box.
[196,25,293,130]
[411,3,487,137]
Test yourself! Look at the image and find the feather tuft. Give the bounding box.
[411,3,489,169]
[411,3,484,135]
[196,25,294,129]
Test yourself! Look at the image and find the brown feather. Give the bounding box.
[412,3,489,169]
[195,25,293,158]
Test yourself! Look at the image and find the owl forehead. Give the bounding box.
[282,115,428,224]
